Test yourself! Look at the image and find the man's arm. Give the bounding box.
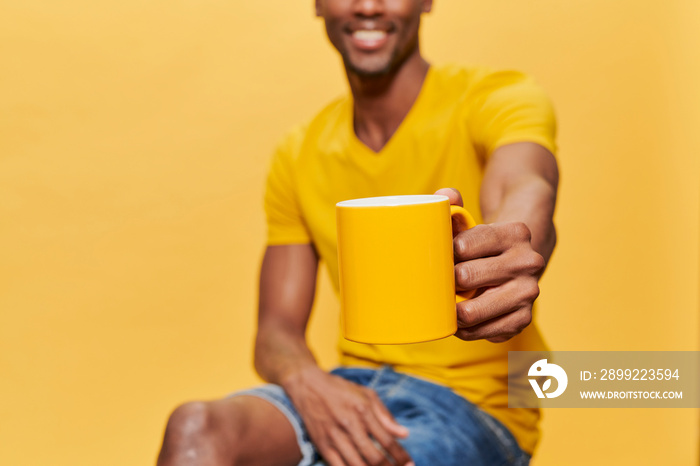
[440,141,559,343]
[254,244,320,385]
[254,244,413,466]
[480,142,558,264]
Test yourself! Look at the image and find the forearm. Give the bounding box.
[480,142,559,267]
[254,244,322,386]
[254,323,322,387]
[482,175,557,265]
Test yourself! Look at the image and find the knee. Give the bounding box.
[164,401,215,443]
[159,400,252,465]
[160,401,234,465]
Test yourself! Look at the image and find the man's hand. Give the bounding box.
[282,366,414,466]
[435,188,545,343]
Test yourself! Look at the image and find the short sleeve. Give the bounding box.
[467,70,557,159]
[263,130,312,245]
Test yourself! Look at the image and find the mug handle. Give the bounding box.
[449,205,477,303]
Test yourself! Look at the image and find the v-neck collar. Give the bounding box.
[347,66,434,156]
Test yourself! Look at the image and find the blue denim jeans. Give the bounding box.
[233,366,530,466]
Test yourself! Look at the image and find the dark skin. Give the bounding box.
[255,245,412,466]
[157,1,558,465]
[253,142,557,466]
[318,0,433,152]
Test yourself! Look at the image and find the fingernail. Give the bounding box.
[407,462,415,466]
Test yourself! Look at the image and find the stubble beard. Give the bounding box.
[342,52,397,78]
[341,38,419,79]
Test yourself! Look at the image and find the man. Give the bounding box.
[158,0,558,464]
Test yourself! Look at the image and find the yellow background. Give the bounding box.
[1,0,697,464]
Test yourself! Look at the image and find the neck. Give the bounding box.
[347,52,430,152]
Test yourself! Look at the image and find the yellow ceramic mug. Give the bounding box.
[336,194,476,344]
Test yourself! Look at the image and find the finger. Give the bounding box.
[320,447,347,466]
[329,428,368,466]
[434,187,463,207]
[456,279,539,329]
[454,256,510,292]
[366,390,409,438]
[454,249,544,291]
[453,222,533,262]
[338,411,393,466]
[344,422,393,466]
[455,307,533,342]
[363,411,413,465]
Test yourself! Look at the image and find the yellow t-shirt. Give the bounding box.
[263,64,556,455]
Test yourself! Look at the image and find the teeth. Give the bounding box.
[353,30,386,41]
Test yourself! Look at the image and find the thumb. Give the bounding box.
[434,187,463,207]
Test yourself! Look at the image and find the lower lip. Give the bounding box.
[349,32,390,51]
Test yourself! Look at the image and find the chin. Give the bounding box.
[344,57,395,78]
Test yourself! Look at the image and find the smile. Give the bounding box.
[350,29,389,51]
